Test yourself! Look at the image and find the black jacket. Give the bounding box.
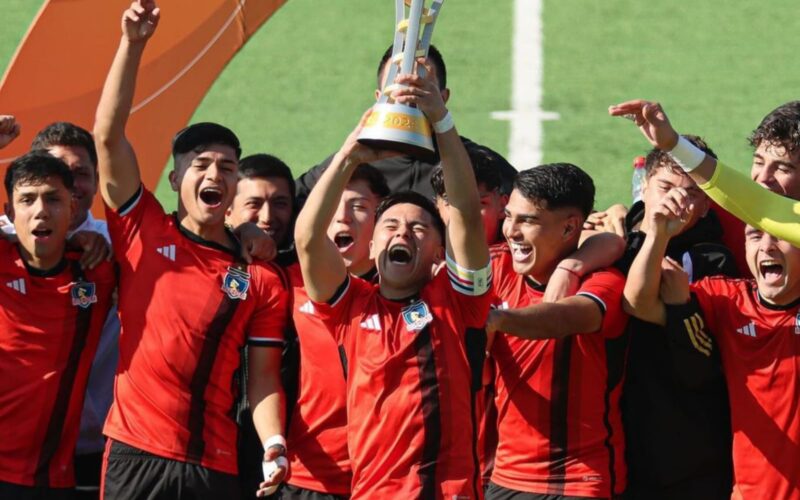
[294,136,518,207]
[618,202,736,499]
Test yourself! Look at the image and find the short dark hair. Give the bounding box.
[350,164,390,198]
[31,122,98,168]
[374,191,445,241]
[377,44,447,91]
[513,163,595,219]
[5,150,74,198]
[172,122,242,160]
[430,144,504,198]
[238,153,296,201]
[645,134,716,178]
[749,101,800,153]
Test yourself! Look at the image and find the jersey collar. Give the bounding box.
[173,214,241,258]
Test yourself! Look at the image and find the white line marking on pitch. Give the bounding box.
[491,0,559,170]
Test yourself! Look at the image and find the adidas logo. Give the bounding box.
[736,322,757,338]
[299,301,315,315]
[6,278,26,295]
[360,314,381,331]
[156,244,176,261]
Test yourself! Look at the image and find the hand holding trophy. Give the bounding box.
[357,0,445,162]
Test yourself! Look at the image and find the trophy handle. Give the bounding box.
[378,0,445,105]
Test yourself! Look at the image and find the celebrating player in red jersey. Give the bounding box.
[0,151,115,498]
[94,2,290,498]
[295,60,492,499]
[279,164,388,499]
[624,185,800,499]
[485,164,630,499]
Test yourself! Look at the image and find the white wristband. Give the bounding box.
[263,434,286,451]
[433,111,455,134]
[668,135,706,172]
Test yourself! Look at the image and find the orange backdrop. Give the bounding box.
[0,0,287,215]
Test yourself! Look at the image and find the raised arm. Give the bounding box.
[609,99,800,245]
[0,115,21,149]
[623,187,695,325]
[698,161,800,246]
[294,114,394,302]
[93,0,160,209]
[394,61,489,270]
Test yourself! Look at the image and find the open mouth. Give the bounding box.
[759,260,784,283]
[510,242,532,262]
[388,244,413,264]
[334,232,354,251]
[32,228,53,239]
[199,187,223,207]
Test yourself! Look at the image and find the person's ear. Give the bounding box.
[441,88,451,103]
[169,169,179,192]
[4,201,13,222]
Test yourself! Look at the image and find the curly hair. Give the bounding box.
[748,101,800,153]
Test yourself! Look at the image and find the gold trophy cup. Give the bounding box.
[357,0,445,162]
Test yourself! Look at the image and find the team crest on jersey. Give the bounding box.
[71,281,97,309]
[795,311,800,335]
[222,266,250,301]
[402,300,433,332]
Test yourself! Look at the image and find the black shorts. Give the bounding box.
[279,483,350,500]
[0,481,75,500]
[485,482,606,500]
[75,451,103,500]
[101,440,240,500]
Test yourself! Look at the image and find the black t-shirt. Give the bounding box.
[617,202,736,499]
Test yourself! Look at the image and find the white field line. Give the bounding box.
[491,0,559,170]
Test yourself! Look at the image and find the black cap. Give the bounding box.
[171,122,242,159]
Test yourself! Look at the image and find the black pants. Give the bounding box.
[101,440,240,500]
[279,483,349,500]
[74,452,103,500]
[0,481,75,500]
[486,482,606,500]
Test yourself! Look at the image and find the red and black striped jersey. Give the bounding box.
[103,186,289,475]
[489,246,629,497]
[284,262,351,495]
[314,265,493,499]
[0,242,115,487]
[669,277,800,499]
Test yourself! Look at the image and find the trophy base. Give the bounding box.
[357,103,436,163]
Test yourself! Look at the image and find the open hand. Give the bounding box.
[255,443,288,497]
[608,99,679,151]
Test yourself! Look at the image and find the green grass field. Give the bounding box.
[3,0,800,211]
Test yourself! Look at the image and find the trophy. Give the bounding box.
[357,0,445,162]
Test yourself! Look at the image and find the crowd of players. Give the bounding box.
[1,1,799,499]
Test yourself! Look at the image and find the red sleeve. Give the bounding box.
[313,275,372,343]
[104,185,169,254]
[433,269,494,329]
[246,263,290,348]
[575,268,628,338]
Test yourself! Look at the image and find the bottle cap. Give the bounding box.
[633,156,646,169]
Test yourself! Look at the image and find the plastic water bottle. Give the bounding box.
[631,156,646,204]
